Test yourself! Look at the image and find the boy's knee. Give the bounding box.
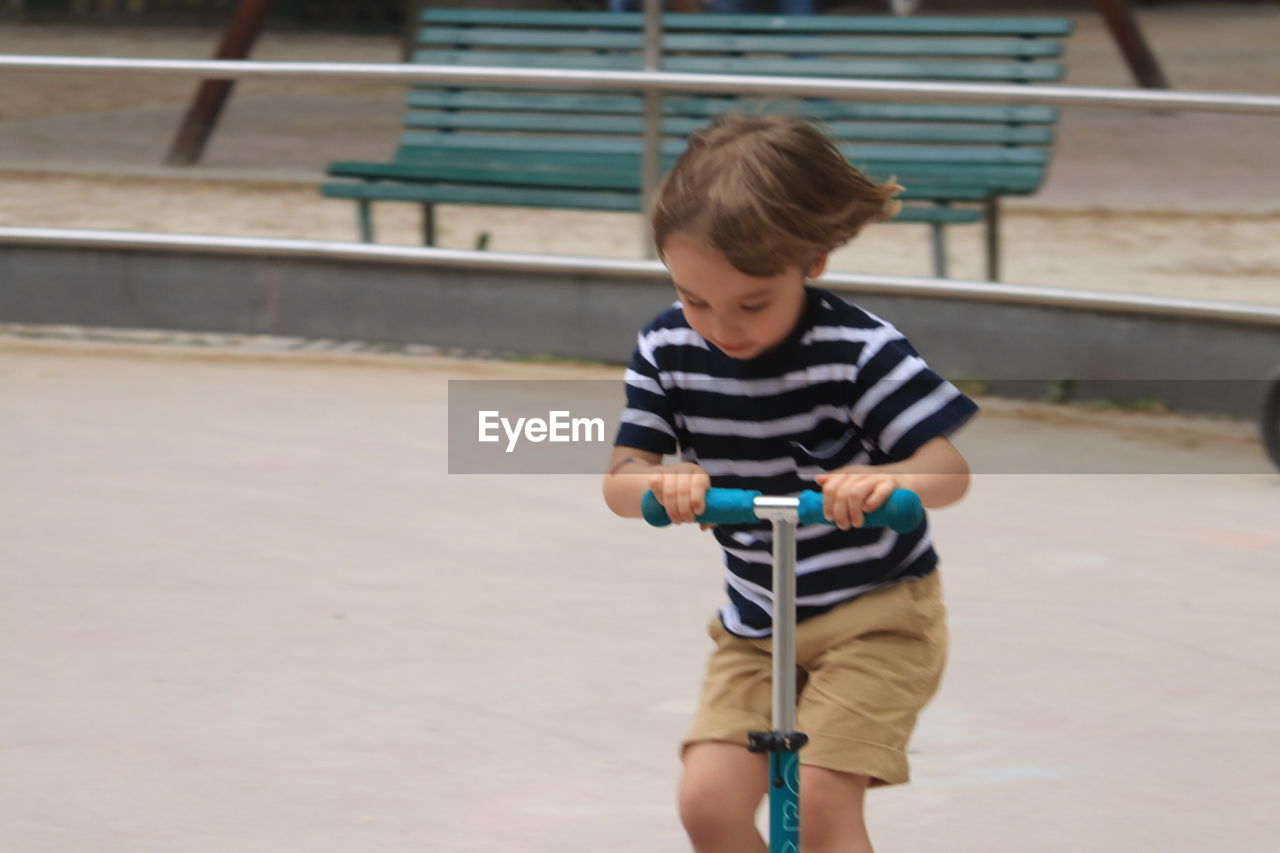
[799,767,871,851]
[678,780,753,843]
[678,743,765,844]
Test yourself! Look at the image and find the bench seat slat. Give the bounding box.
[328,160,645,189]
[323,180,642,212]
[412,49,1065,82]
[418,28,1062,59]
[405,90,1058,124]
[891,205,985,223]
[376,152,1047,192]
[321,179,988,223]
[327,159,1031,198]
[352,142,1047,175]
[421,9,1073,37]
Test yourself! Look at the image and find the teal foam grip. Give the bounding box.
[797,489,924,532]
[643,488,922,531]
[642,487,762,527]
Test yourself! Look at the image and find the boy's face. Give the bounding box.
[661,232,826,361]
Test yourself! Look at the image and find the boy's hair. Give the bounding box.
[651,113,903,277]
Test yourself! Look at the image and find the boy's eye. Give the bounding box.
[741,303,768,313]
[685,300,709,310]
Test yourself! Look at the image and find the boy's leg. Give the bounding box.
[799,766,873,853]
[678,742,768,853]
[788,572,948,852]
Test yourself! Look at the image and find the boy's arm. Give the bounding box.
[602,446,710,523]
[602,447,664,519]
[814,436,970,530]
[876,435,971,507]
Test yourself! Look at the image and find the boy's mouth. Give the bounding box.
[714,341,753,356]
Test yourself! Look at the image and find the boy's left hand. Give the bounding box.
[813,466,904,530]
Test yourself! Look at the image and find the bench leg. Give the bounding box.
[930,221,949,279]
[357,201,374,243]
[422,204,436,246]
[985,197,1002,282]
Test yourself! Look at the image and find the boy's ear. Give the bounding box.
[806,253,829,280]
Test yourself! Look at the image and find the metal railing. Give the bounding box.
[3,55,1279,115]
[4,227,1279,328]
[2,53,1279,325]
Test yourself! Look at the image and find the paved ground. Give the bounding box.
[2,336,1277,852]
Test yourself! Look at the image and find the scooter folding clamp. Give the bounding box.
[747,730,810,754]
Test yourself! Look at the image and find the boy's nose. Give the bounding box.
[710,317,742,340]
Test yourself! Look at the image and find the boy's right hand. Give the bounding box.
[648,463,711,525]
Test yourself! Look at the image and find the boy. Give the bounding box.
[603,114,976,853]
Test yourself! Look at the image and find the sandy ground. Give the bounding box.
[1,4,1279,302]
[5,173,1279,304]
[1,337,1278,853]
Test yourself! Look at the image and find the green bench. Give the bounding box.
[322,9,1072,280]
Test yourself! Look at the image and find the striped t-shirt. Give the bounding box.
[615,286,978,638]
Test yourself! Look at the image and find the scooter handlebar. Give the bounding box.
[641,487,923,533]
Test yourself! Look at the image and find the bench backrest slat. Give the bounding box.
[418,28,1062,59]
[403,111,1053,145]
[421,9,1073,37]
[413,49,1064,82]
[405,90,1058,125]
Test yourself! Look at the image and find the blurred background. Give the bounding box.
[2,1,1278,298]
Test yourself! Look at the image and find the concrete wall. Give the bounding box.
[2,243,1277,417]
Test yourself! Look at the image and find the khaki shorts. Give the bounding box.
[683,570,947,787]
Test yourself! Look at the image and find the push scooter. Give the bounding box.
[642,487,924,853]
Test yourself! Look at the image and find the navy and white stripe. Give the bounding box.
[615,286,977,637]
